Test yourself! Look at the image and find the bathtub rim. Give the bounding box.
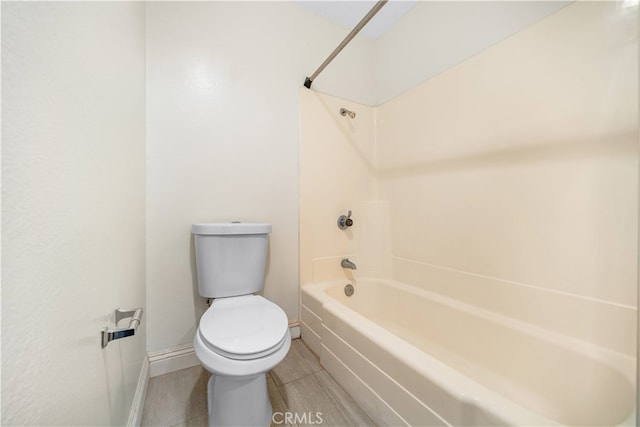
[302,277,636,426]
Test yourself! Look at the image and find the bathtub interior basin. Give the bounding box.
[301,278,636,426]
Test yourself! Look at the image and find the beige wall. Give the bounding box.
[145,2,375,353]
[373,1,570,105]
[2,2,147,424]
[301,1,638,356]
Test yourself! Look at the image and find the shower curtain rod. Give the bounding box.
[304,0,388,89]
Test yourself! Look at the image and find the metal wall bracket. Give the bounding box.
[101,307,143,348]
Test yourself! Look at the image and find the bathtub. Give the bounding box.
[301,278,636,426]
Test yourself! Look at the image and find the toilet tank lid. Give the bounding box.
[192,222,272,235]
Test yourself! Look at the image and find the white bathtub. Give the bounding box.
[301,278,636,426]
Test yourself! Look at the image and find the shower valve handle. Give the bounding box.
[338,210,353,230]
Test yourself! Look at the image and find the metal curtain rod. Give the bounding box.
[304,0,388,89]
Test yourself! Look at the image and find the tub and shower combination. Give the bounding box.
[301,277,636,426]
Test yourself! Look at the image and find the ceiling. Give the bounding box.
[295,1,418,39]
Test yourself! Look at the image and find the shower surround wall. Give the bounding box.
[300,1,637,422]
[376,0,638,357]
[299,89,390,287]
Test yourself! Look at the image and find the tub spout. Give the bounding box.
[341,258,357,270]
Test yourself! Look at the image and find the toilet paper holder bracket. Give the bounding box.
[101,307,143,348]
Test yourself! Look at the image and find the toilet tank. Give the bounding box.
[192,222,271,298]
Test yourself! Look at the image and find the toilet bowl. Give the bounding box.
[193,296,290,426]
[191,223,291,427]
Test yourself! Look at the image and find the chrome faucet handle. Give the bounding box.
[337,210,353,230]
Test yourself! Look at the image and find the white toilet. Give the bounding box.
[192,222,291,427]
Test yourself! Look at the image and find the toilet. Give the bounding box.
[192,222,291,427]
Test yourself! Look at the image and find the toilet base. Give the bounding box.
[207,373,272,427]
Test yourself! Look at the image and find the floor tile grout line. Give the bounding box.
[275,366,326,388]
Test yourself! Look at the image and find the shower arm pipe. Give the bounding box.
[304,0,388,89]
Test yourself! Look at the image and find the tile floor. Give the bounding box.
[141,339,375,427]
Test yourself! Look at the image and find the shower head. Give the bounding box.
[340,108,356,119]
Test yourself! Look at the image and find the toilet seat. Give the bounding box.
[199,295,289,360]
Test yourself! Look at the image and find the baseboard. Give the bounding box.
[148,325,302,377]
[289,321,301,339]
[148,343,200,378]
[127,355,150,426]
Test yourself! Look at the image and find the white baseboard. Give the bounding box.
[289,323,301,339]
[148,325,301,378]
[148,343,200,378]
[127,356,150,426]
